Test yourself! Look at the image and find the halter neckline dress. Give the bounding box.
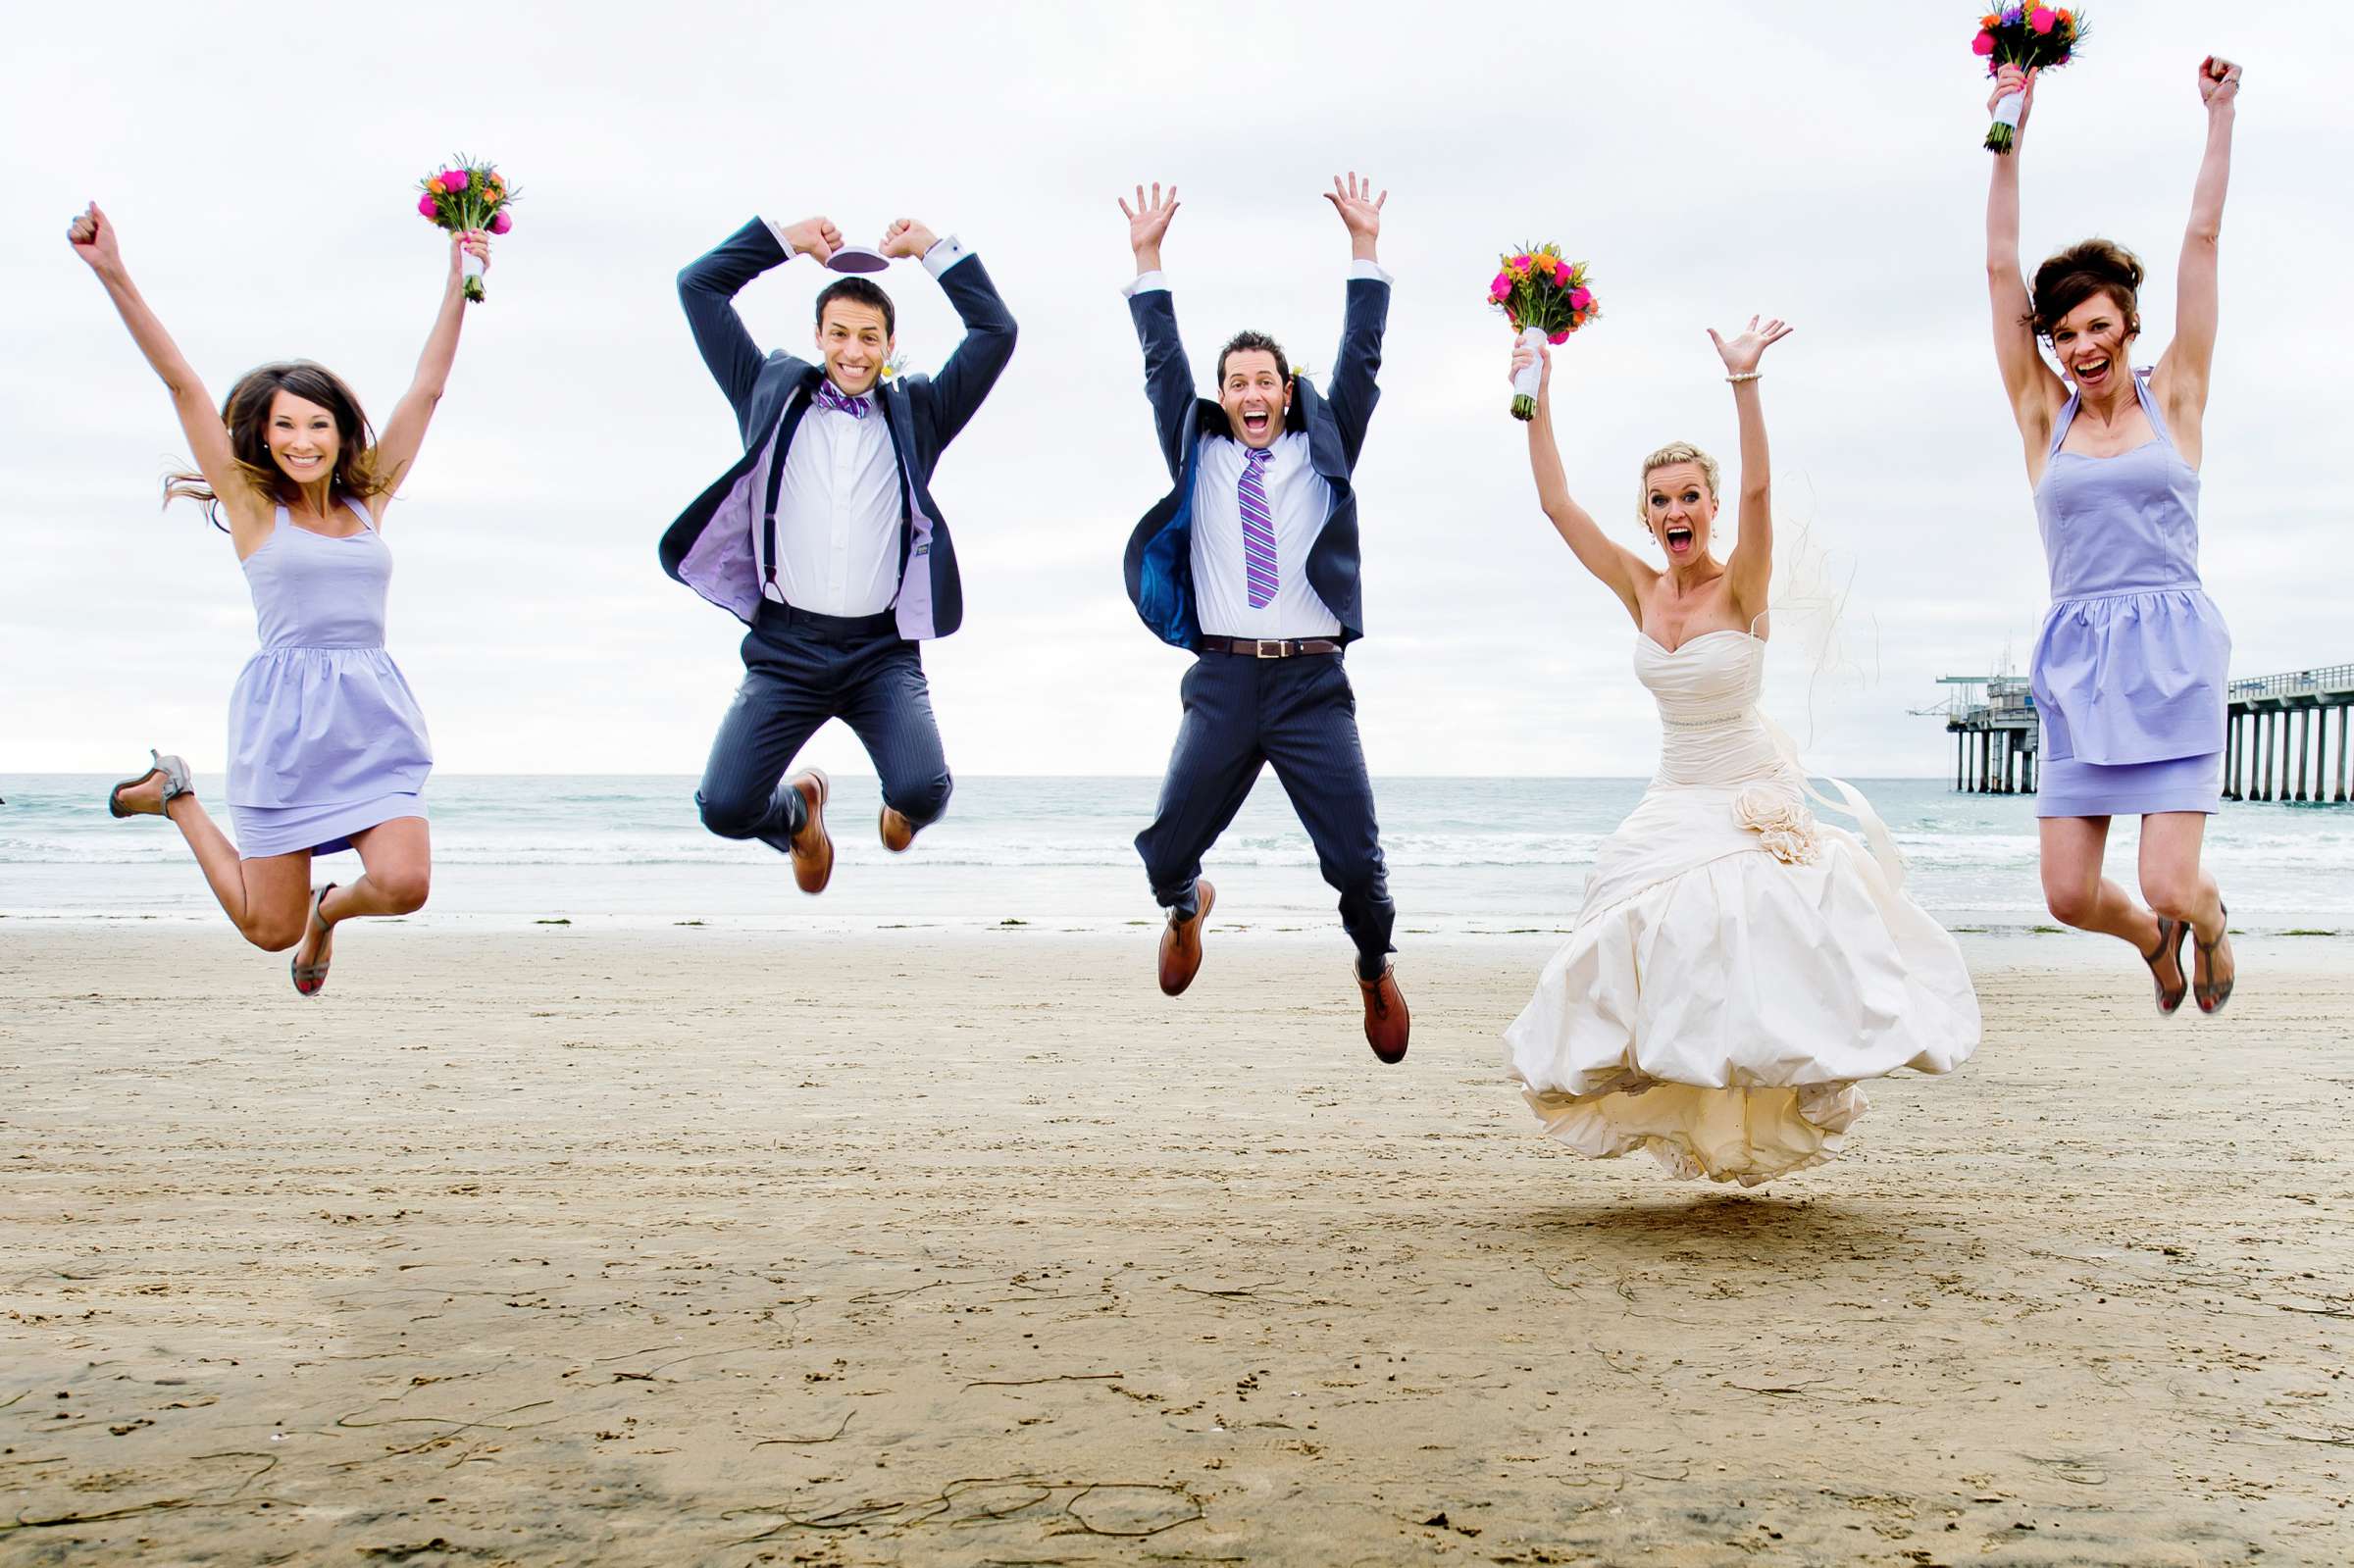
[226,500,433,858]
[1504,630,1980,1187]
[2029,371,2230,816]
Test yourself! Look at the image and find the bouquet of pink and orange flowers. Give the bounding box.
[1974,6,2088,153]
[1488,246,1598,420]
[414,156,517,301]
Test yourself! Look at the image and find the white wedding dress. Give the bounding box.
[1505,631,1980,1186]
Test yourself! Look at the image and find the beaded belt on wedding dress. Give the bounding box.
[1661,707,1758,731]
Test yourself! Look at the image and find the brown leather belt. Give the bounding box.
[1199,635,1343,658]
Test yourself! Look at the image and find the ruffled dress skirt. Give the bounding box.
[1504,767,1981,1187]
[2030,586,2229,818]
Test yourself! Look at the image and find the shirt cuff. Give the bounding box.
[760,217,799,260]
[1124,269,1169,298]
[921,234,972,278]
[1349,259,1392,285]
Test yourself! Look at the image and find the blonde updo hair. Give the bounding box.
[1637,441,1721,523]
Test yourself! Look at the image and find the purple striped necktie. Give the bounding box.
[812,379,870,418]
[1238,446,1278,609]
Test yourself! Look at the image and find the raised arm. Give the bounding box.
[1512,341,1649,627]
[678,214,839,435]
[1711,317,1793,622]
[1321,172,1389,468]
[1984,66,2066,475]
[1119,182,1198,480]
[368,230,486,518]
[879,218,1018,460]
[2155,56,2240,457]
[67,203,264,542]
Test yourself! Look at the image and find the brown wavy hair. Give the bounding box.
[2028,238,2144,342]
[165,361,390,531]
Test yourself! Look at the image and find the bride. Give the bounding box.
[1503,323,1980,1186]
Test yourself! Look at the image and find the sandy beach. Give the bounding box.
[3,924,2349,1565]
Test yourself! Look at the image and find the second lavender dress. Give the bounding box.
[2030,371,2230,817]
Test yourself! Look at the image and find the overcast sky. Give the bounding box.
[6,1,2346,780]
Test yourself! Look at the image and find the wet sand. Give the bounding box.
[2,926,2349,1565]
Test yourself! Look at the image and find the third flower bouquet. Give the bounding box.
[1489,247,1598,421]
[1974,6,2088,153]
[415,156,517,301]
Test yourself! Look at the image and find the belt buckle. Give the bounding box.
[1254,638,1287,659]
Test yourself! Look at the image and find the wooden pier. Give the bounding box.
[2224,662,2354,803]
[1937,675,2038,794]
[1932,662,2353,803]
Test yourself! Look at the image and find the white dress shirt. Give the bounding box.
[749,224,973,616]
[1124,263,1390,639]
[765,390,902,616]
[1188,431,1341,639]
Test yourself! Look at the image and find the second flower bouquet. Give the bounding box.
[1489,247,1599,421]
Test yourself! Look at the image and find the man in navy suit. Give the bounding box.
[662,213,1015,894]
[1117,175,1408,1064]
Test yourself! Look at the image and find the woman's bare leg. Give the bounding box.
[2138,811,2230,994]
[293,817,433,976]
[113,771,310,949]
[2039,815,2177,985]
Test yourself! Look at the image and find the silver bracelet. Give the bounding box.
[1725,372,1762,384]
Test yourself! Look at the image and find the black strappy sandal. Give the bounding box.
[2193,901,2234,1016]
[291,884,337,998]
[2139,915,2189,1016]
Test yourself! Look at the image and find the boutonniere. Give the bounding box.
[879,351,909,382]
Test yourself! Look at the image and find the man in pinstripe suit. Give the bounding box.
[1116,174,1408,1065]
[661,211,1015,894]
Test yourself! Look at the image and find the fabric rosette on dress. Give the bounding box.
[1504,632,1979,1187]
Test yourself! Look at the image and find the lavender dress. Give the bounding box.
[2030,372,2230,817]
[227,502,433,857]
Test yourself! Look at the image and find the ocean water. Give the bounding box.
[5,774,2351,937]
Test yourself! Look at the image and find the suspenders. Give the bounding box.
[758,378,919,601]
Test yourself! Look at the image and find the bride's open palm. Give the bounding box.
[1708,316,1793,378]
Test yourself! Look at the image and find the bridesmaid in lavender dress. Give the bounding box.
[1983,56,2244,1016]
[67,202,486,996]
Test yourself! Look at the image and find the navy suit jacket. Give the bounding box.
[1121,277,1388,650]
[660,219,1017,638]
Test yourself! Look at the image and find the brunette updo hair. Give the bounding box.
[2028,238,2144,341]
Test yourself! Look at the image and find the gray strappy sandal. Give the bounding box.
[107,750,194,818]
[291,884,337,998]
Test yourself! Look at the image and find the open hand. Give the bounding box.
[1120,182,1179,266]
[781,215,843,266]
[1988,63,2038,134]
[879,219,937,260]
[66,201,121,275]
[1708,316,1793,377]
[1322,171,1385,255]
[2198,55,2242,109]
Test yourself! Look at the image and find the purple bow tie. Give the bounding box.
[813,379,871,419]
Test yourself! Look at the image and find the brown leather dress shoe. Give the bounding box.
[788,769,833,894]
[880,805,916,853]
[1356,961,1409,1064]
[1157,880,1215,997]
